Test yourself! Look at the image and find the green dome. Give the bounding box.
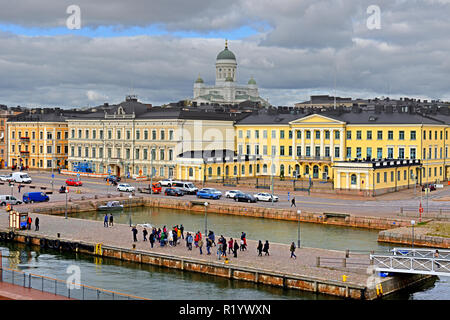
[248,77,256,85]
[216,47,236,60]
[225,76,234,82]
[195,75,204,83]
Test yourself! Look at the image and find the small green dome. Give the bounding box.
[217,48,236,60]
[248,77,256,85]
[225,76,234,82]
[195,75,204,83]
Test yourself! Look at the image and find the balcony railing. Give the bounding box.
[297,156,332,162]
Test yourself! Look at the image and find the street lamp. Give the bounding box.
[204,202,209,237]
[411,220,416,250]
[150,144,157,194]
[10,183,14,210]
[129,194,133,227]
[65,188,69,219]
[297,210,301,248]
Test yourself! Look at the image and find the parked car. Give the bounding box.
[117,183,135,192]
[235,193,257,203]
[11,172,32,183]
[23,192,49,203]
[422,184,436,191]
[0,175,13,182]
[225,190,243,199]
[0,195,22,205]
[158,178,175,187]
[196,188,222,200]
[164,187,185,197]
[66,179,82,186]
[172,181,198,195]
[104,175,121,183]
[254,192,279,202]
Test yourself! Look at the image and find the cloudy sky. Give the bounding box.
[0,0,449,108]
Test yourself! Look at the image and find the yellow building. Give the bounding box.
[7,110,69,170]
[234,106,449,195]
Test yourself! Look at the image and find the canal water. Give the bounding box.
[0,206,448,299]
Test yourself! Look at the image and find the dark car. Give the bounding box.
[422,184,436,191]
[234,193,257,203]
[104,175,121,183]
[164,187,184,197]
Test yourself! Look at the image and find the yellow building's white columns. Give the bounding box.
[339,128,344,160]
[320,128,324,158]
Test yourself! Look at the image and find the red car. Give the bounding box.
[66,179,82,186]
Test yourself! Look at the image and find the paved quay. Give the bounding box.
[0,282,72,300]
[0,212,371,287]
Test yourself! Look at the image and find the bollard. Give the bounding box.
[57,233,60,238]
[316,257,320,267]
[342,258,346,268]
[345,249,349,258]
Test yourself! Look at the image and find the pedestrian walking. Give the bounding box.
[198,238,203,255]
[149,232,155,248]
[187,233,193,250]
[104,214,108,228]
[177,228,181,244]
[173,230,178,247]
[240,239,245,251]
[223,238,227,257]
[257,240,263,256]
[241,232,247,251]
[206,238,212,255]
[27,216,32,230]
[217,242,223,260]
[109,214,114,226]
[132,226,138,242]
[228,238,233,254]
[233,240,239,258]
[35,217,39,231]
[168,229,174,246]
[263,240,270,256]
[143,228,148,241]
[434,250,441,269]
[180,224,184,239]
[291,197,296,207]
[290,242,297,259]
[18,184,22,193]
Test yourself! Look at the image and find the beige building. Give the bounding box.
[67,96,236,179]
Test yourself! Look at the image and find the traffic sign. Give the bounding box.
[51,174,55,178]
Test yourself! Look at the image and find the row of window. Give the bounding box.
[11,144,67,154]
[11,131,67,140]
[13,158,67,168]
[70,146,174,161]
[238,129,449,141]
[71,128,174,141]
[371,166,443,185]
[238,129,341,140]
[238,144,341,158]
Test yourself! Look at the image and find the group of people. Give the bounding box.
[128,224,301,260]
[21,216,39,231]
[103,214,114,227]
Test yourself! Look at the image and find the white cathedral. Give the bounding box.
[192,40,269,106]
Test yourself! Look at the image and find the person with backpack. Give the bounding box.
[206,238,212,255]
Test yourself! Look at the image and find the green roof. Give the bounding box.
[248,77,256,85]
[216,47,236,60]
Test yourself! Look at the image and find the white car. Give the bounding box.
[0,175,13,182]
[117,183,135,192]
[225,190,242,198]
[254,192,279,202]
[158,179,175,187]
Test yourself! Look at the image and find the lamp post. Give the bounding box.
[271,154,275,206]
[65,188,68,219]
[204,202,209,237]
[10,183,14,210]
[150,144,157,195]
[411,220,416,250]
[297,210,301,248]
[129,194,133,227]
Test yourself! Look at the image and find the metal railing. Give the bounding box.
[370,248,450,276]
[0,266,148,300]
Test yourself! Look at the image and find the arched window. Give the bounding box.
[305,165,309,175]
[241,165,245,175]
[249,164,253,175]
[256,164,260,174]
[233,165,237,176]
[189,168,194,177]
[351,174,357,185]
[280,164,285,176]
[217,167,221,177]
[225,165,229,176]
[208,167,212,177]
[263,164,267,174]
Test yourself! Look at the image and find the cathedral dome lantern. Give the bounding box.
[215,39,237,84]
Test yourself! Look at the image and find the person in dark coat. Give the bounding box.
[35,217,39,231]
[290,242,297,259]
[263,240,270,256]
[143,228,148,241]
[149,231,155,248]
[233,240,239,258]
[257,240,263,256]
[109,214,114,226]
[104,214,108,228]
[132,226,138,242]
[291,197,296,207]
[180,224,184,239]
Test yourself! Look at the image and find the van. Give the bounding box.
[0,195,22,205]
[172,181,198,195]
[11,172,32,184]
[23,192,49,203]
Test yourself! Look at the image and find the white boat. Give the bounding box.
[98,201,124,211]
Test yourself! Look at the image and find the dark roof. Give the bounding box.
[178,149,236,159]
